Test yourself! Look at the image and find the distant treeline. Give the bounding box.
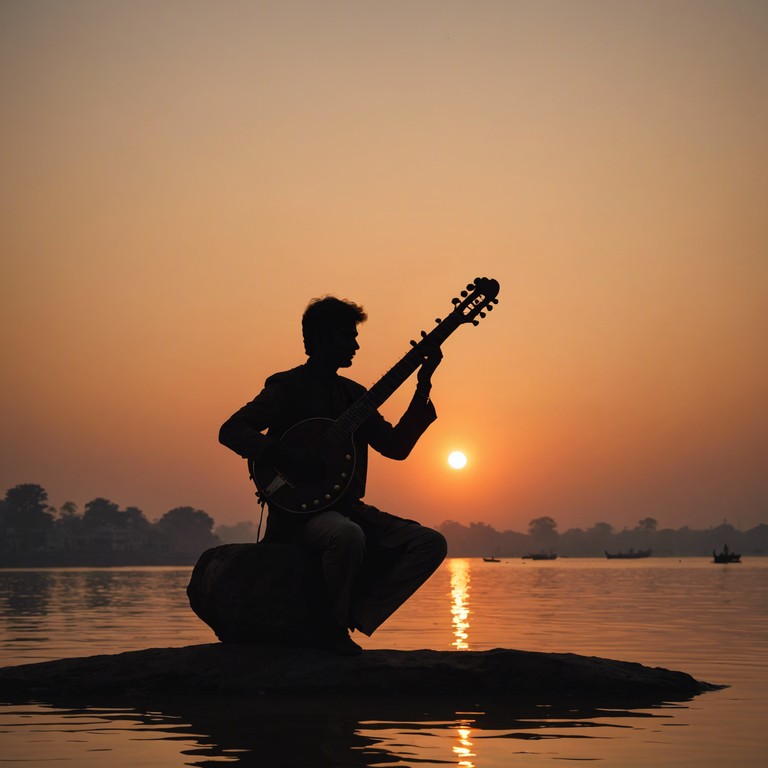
[0,483,220,565]
[218,515,768,557]
[1,484,765,565]
[437,516,768,558]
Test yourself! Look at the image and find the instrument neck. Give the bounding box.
[325,315,457,444]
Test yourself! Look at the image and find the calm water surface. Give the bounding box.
[1,557,767,767]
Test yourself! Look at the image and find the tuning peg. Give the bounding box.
[420,330,427,338]
[479,312,486,318]
[492,298,499,304]
[472,320,479,326]
[466,283,474,290]
[435,318,441,323]
[460,290,468,297]
[451,298,459,305]
[410,340,417,347]
[487,304,494,311]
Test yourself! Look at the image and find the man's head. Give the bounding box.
[302,296,367,368]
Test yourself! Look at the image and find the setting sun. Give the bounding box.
[448,451,468,470]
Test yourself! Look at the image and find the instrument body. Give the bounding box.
[249,277,500,513]
[248,417,356,514]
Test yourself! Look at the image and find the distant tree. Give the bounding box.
[56,500,81,537]
[744,524,768,554]
[497,527,530,555]
[707,521,739,554]
[83,498,122,529]
[436,520,514,557]
[559,527,587,556]
[528,516,559,551]
[157,506,219,553]
[0,484,54,531]
[589,521,613,536]
[438,520,471,556]
[627,516,658,551]
[585,521,614,554]
[59,501,79,520]
[467,521,501,555]
[122,506,151,530]
[635,517,658,533]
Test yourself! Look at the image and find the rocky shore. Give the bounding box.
[0,643,718,701]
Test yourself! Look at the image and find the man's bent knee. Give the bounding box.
[409,526,447,566]
[329,520,366,557]
[426,529,448,565]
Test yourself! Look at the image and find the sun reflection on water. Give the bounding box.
[452,722,476,767]
[449,558,471,650]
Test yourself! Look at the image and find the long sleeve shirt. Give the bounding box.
[219,361,437,514]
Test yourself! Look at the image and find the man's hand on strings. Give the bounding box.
[416,340,443,393]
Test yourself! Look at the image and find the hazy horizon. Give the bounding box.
[2,480,764,536]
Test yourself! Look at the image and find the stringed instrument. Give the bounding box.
[248,276,500,513]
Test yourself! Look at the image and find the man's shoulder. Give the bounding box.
[263,365,366,398]
[263,366,305,388]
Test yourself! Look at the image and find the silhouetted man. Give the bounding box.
[219,297,447,655]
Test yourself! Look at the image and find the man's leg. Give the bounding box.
[293,510,366,645]
[351,522,447,637]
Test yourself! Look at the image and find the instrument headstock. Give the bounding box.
[410,276,500,348]
[450,276,500,326]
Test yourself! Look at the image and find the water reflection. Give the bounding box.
[0,570,54,616]
[0,569,215,664]
[0,692,682,768]
[450,559,471,650]
[453,719,476,767]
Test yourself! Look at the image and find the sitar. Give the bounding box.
[248,276,500,513]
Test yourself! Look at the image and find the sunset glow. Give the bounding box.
[1,1,766,535]
[448,451,468,470]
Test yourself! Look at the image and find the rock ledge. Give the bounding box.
[0,644,718,701]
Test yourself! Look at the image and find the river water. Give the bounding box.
[0,557,766,766]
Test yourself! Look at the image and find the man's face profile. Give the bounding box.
[315,323,359,368]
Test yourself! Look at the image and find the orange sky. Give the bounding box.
[2,1,767,533]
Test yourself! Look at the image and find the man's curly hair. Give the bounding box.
[301,296,367,356]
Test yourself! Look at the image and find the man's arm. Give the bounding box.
[219,374,323,481]
[364,342,443,459]
[218,382,283,461]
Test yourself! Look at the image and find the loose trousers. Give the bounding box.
[291,504,447,636]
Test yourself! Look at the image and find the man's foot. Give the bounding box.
[316,626,362,656]
[329,631,362,657]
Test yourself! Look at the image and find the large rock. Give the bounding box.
[186,543,326,644]
[0,644,719,701]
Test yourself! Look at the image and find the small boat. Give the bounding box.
[522,553,557,560]
[482,556,501,563]
[713,545,741,564]
[604,549,652,559]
